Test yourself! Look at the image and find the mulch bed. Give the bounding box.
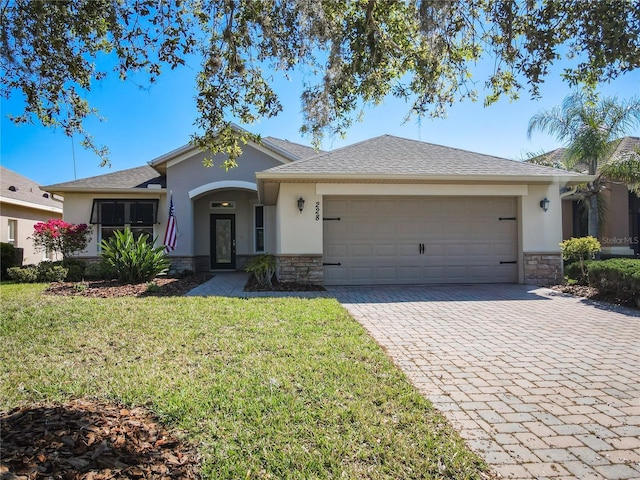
[45,274,212,298]
[549,284,639,310]
[244,275,326,292]
[0,399,200,479]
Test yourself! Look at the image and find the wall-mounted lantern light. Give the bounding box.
[539,197,550,212]
[297,197,305,213]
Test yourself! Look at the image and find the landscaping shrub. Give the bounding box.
[560,236,601,281]
[587,258,640,305]
[7,265,38,283]
[61,258,87,282]
[245,254,276,286]
[84,262,117,280]
[100,229,169,283]
[37,262,69,282]
[1,242,17,279]
[564,260,594,285]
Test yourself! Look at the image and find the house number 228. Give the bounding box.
[315,202,320,221]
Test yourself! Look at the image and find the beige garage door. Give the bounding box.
[323,196,518,285]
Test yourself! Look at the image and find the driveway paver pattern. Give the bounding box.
[329,284,640,480]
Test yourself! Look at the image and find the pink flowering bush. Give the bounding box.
[31,219,92,260]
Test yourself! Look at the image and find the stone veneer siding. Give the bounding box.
[523,252,563,286]
[276,255,323,285]
[167,256,197,275]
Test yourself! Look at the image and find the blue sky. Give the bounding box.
[1,53,639,186]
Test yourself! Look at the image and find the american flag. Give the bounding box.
[163,194,177,252]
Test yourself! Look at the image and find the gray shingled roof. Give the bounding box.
[530,136,640,172]
[611,136,640,159]
[43,165,166,192]
[261,135,583,177]
[262,137,321,160]
[1,166,63,210]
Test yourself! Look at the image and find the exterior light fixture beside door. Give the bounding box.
[297,197,305,213]
[539,197,550,212]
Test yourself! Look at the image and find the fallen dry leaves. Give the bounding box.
[1,399,200,479]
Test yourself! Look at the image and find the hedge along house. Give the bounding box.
[43,129,592,286]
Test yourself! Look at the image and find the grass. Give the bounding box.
[1,283,491,479]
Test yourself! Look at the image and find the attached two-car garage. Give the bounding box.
[323,196,518,285]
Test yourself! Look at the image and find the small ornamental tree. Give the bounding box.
[560,236,601,281]
[31,219,91,261]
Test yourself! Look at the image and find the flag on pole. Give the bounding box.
[163,194,177,252]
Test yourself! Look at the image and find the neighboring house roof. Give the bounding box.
[42,165,166,194]
[531,148,566,167]
[531,136,640,171]
[610,136,640,159]
[0,166,63,213]
[260,135,587,179]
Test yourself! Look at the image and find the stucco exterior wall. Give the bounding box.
[0,203,62,264]
[166,145,284,257]
[520,183,563,253]
[600,183,635,255]
[561,199,574,240]
[274,183,323,255]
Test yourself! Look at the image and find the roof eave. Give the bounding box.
[41,187,167,196]
[0,196,63,213]
[256,172,595,184]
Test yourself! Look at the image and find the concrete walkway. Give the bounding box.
[185,272,330,298]
[188,276,640,479]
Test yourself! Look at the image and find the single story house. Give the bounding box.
[1,166,63,264]
[42,128,592,286]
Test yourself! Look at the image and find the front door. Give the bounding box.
[210,214,236,269]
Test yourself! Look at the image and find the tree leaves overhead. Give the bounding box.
[2,0,639,166]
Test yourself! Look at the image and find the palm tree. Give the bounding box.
[528,89,640,239]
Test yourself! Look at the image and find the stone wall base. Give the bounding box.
[523,252,562,286]
[167,256,197,275]
[276,255,323,285]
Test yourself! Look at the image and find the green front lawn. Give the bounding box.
[1,283,490,479]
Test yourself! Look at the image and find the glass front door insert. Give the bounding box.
[210,214,236,269]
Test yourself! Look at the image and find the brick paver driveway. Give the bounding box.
[328,284,640,480]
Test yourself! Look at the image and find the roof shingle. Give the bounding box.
[43,165,166,192]
[1,166,63,209]
[262,135,581,177]
[262,137,321,160]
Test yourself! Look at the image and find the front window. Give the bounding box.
[90,199,158,247]
[254,205,264,252]
[7,219,16,245]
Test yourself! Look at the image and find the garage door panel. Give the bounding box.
[326,244,348,257]
[351,244,373,257]
[376,244,398,256]
[324,196,518,285]
[352,266,374,281]
[424,244,445,256]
